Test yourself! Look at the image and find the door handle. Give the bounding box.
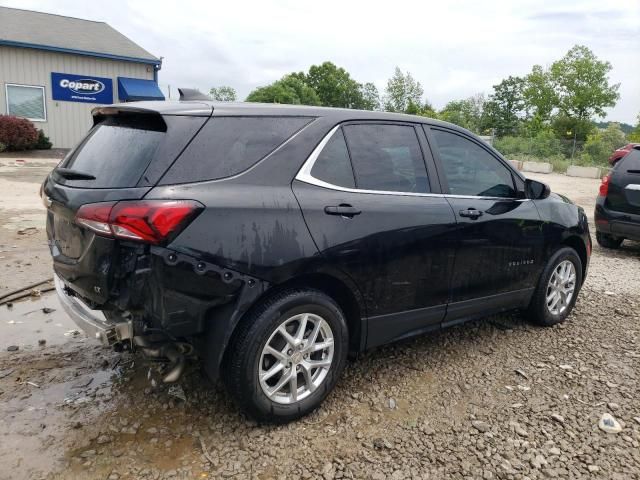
[324,204,361,217]
[459,208,483,219]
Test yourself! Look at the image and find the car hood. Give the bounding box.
[550,192,575,205]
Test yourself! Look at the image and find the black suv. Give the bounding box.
[595,146,640,248]
[43,102,591,422]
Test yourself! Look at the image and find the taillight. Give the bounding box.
[76,200,203,244]
[599,175,610,197]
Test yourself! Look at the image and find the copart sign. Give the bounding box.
[51,72,113,104]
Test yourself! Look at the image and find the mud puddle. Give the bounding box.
[1,292,79,351]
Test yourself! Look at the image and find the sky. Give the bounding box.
[3,0,640,123]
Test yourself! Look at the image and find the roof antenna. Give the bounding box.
[178,88,210,101]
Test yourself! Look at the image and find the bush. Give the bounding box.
[580,123,626,166]
[506,153,570,173]
[0,142,5,153]
[0,115,39,151]
[32,129,52,150]
[494,131,564,159]
[551,115,594,142]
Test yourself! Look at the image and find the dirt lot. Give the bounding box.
[0,160,639,480]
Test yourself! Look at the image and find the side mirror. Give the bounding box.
[525,178,551,200]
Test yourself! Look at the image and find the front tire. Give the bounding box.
[527,247,583,327]
[223,289,348,423]
[596,232,624,249]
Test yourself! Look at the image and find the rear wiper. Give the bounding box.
[55,168,96,180]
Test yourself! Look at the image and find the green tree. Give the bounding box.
[304,62,365,108]
[209,86,237,102]
[422,104,439,119]
[523,65,557,132]
[383,67,424,113]
[581,123,626,165]
[628,114,640,142]
[439,95,485,133]
[551,115,594,142]
[483,76,525,136]
[245,75,320,105]
[550,45,620,121]
[360,82,381,111]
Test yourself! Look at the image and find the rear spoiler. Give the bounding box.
[91,106,167,130]
[178,88,211,101]
[91,101,214,119]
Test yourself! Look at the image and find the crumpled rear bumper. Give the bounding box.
[54,274,132,346]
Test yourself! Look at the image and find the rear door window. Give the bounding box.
[342,124,429,193]
[310,128,355,188]
[161,116,313,184]
[57,115,166,188]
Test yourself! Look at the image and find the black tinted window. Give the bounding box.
[59,116,165,188]
[162,116,311,183]
[431,129,516,198]
[310,128,355,188]
[343,124,429,193]
[617,149,640,170]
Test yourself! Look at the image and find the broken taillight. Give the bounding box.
[75,200,203,244]
[599,175,610,197]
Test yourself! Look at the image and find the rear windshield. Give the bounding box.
[616,149,640,171]
[160,116,312,184]
[57,115,165,188]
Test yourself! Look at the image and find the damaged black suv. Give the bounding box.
[44,101,591,422]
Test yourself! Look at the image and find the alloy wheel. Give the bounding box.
[546,260,577,316]
[258,313,334,404]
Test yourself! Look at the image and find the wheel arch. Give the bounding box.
[242,272,366,354]
[200,271,365,383]
[561,235,588,285]
[268,272,366,353]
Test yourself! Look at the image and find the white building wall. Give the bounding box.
[0,45,154,148]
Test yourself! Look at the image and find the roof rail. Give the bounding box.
[178,88,210,101]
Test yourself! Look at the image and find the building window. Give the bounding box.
[5,84,46,122]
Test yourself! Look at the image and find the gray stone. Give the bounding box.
[598,413,622,433]
[531,455,548,469]
[472,420,490,433]
[80,450,96,458]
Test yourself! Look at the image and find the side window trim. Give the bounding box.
[297,121,438,197]
[416,125,444,194]
[308,125,357,189]
[426,126,522,200]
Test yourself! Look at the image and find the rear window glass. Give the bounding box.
[161,116,312,184]
[57,115,165,188]
[617,149,640,171]
[343,124,429,193]
[310,128,355,188]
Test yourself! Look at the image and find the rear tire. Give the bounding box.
[223,288,348,423]
[527,247,582,327]
[596,232,624,249]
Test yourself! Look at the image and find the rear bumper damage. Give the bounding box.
[55,245,269,383]
[54,274,132,346]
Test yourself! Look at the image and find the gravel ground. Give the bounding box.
[0,165,639,480]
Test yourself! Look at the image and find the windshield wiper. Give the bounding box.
[55,168,96,180]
